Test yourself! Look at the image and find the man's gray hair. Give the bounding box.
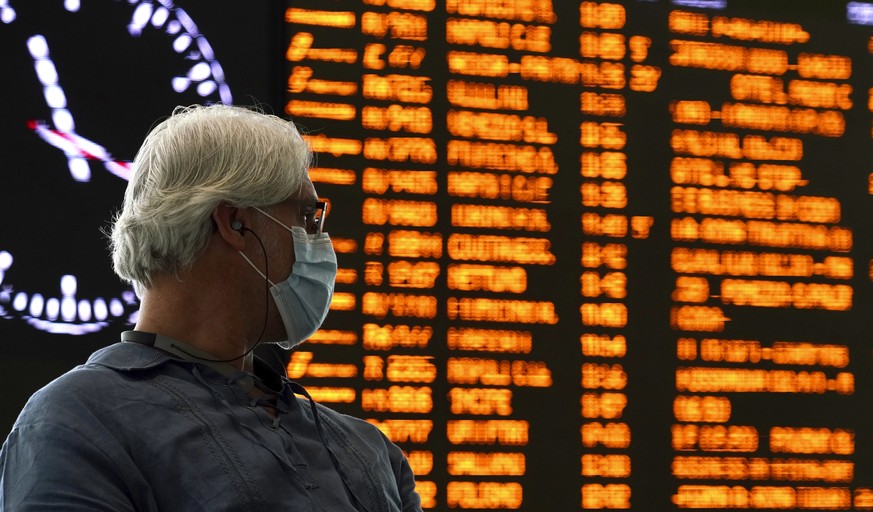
[110,104,312,291]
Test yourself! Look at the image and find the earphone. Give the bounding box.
[231,221,243,232]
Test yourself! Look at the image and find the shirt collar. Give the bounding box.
[98,331,285,393]
[152,333,244,378]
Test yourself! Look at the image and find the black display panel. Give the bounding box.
[0,0,280,440]
[5,0,873,510]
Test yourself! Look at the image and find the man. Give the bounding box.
[0,105,422,511]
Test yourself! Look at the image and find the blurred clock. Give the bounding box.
[0,0,235,334]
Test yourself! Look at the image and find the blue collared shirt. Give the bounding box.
[0,340,421,511]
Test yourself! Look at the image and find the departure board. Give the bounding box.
[281,0,873,510]
[4,1,873,511]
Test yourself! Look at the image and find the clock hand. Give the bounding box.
[26,34,131,181]
[26,34,95,181]
[28,120,132,181]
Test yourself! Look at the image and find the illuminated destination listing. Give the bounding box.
[283,1,873,510]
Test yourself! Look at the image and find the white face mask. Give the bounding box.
[239,208,337,349]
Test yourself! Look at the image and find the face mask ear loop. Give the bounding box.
[239,251,276,287]
[253,207,294,235]
[170,228,272,364]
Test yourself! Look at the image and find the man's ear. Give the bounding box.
[212,203,248,250]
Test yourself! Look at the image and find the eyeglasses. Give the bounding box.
[298,199,327,234]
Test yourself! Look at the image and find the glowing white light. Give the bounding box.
[93,299,108,321]
[29,294,45,317]
[166,20,180,34]
[25,33,102,185]
[848,2,873,24]
[30,318,107,335]
[78,300,92,322]
[1,5,16,24]
[79,139,106,161]
[152,7,169,27]
[26,35,49,59]
[110,299,124,317]
[69,158,91,182]
[45,298,60,320]
[13,292,27,311]
[0,251,12,270]
[173,34,191,53]
[187,62,211,81]
[671,0,726,8]
[172,76,190,93]
[35,60,58,84]
[210,62,225,82]
[61,275,77,296]
[52,109,74,132]
[44,85,67,109]
[197,80,216,97]
[64,0,80,12]
[131,3,153,31]
[196,36,214,60]
[61,297,76,321]
[175,9,197,33]
[105,160,132,181]
[0,251,9,284]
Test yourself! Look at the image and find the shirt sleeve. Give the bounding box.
[393,445,423,512]
[1,422,138,511]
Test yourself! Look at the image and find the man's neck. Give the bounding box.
[134,280,257,372]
